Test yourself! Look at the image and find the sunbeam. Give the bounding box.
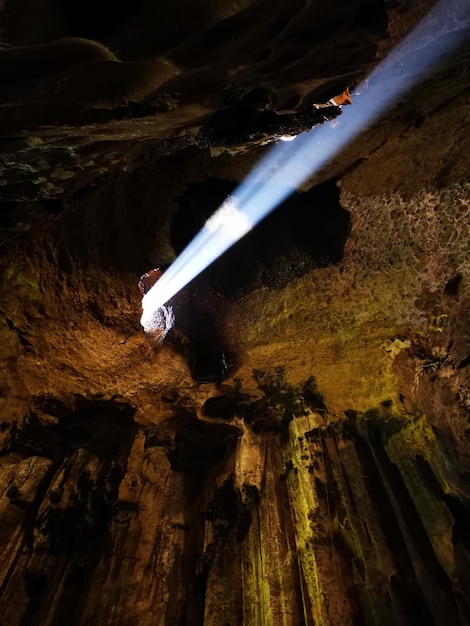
[141,0,469,332]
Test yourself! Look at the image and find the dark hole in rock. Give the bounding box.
[45,497,108,556]
[444,494,470,613]
[51,566,86,626]
[315,476,327,499]
[458,356,470,370]
[432,425,470,494]
[145,409,197,449]
[39,462,125,558]
[390,573,435,625]
[206,478,259,542]
[6,485,21,502]
[57,403,136,459]
[22,571,48,625]
[444,273,463,297]
[23,571,48,598]
[302,376,327,412]
[183,317,233,383]
[414,454,446,502]
[202,396,238,420]
[243,400,290,433]
[139,266,233,382]
[193,569,208,596]
[171,177,351,297]
[6,413,60,460]
[167,421,240,473]
[445,494,470,551]
[206,477,239,524]
[33,395,71,419]
[344,409,358,421]
[58,423,91,445]
[0,200,63,243]
[165,290,234,384]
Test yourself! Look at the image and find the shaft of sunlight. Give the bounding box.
[141,0,469,331]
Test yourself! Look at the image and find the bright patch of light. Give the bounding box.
[141,0,469,330]
[141,304,175,336]
[141,197,254,318]
[205,196,253,238]
[279,134,297,141]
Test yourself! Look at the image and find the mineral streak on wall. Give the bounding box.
[1,403,466,624]
[140,0,470,327]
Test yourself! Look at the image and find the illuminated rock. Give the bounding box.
[138,268,163,296]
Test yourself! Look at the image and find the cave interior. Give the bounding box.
[0,0,470,624]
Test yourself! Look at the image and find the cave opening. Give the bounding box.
[171,177,351,297]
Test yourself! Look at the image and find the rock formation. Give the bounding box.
[0,0,469,624]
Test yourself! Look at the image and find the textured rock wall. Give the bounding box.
[1,137,469,625]
[1,398,469,624]
[0,116,469,625]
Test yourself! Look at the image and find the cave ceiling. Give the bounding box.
[0,0,470,624]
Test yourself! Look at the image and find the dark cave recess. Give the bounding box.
[137,268,234,384]
[6,400,137,461]
[166,297,235,384]
[157,177,351,384]
[166,420,241,473]
[171,177,351,297]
